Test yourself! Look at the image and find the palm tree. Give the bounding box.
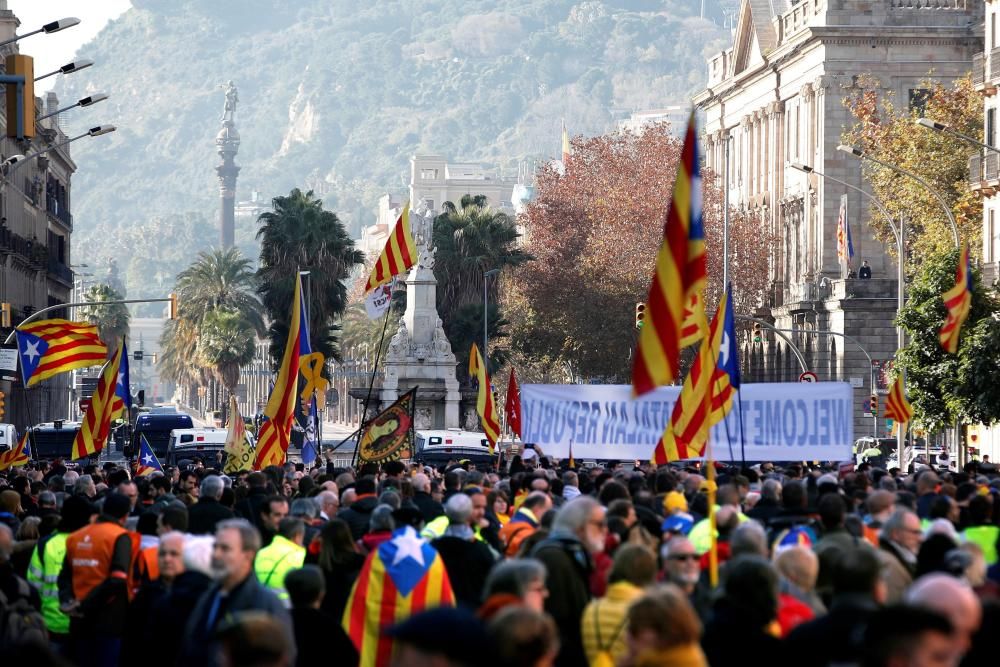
[196,309,257,394]
[79,284,130,353]
[257,188,364,365]
[175,247,265,334]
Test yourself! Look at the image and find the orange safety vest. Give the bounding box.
[64,521,137,602]
[133,545,160,593]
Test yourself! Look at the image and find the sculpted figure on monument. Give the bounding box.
[386,320,410,361]
[221,80,238,122]
[433,320,453,358]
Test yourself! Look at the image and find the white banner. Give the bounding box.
[365,283,392,320]
[520,383,854,463]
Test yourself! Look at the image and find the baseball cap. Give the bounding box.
[661,512,695,536]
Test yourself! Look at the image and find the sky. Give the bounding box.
[9,0,132,93]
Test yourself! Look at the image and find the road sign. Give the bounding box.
[798,371,818,383]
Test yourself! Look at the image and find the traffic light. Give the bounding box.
[5,54,34,139]
[753,323,762,343]
[0,303,10,328]
[0,391,5,421]
[635,302,646,329]
[168,292,178,319]
[870,394,878,417]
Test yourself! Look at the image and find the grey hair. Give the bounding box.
[216,518,261,553]
[200,475,224,500]
[482,558,547,599]
[761,479,782,501]
[290,498,318,519]
[445,493,473,524]
[316,491,338,509]
[73,475,94,495]
[731,520,768,558]
[38,491,56,507]
[378,490,401,510]
[881,508,917,540]
[412,473,431,493]
[370,504,396,532]
[182,535,215,576]
[553,496,601,535]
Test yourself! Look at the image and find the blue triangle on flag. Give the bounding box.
[15,331,48,385]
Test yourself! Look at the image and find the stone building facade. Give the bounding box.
[694,0,982,438]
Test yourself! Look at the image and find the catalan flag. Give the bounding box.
[836,194,854,271]
[633,112,707,396]
[504,368,522,440]
[343,526,455,667]
[680,292,705,349]
[72,341,124,460]
[365,206,417,293]
[939,242,973,354]
[15,319,107,387]
[253,273,303,469]
[0,432,30,471]
[884,375,914,426]
[134,434,163,477]
[652,288,739,465]
[469,343,501,455]
[110,341,131,421]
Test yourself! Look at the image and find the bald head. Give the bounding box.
[774,545,819,592]
[906,574,981,654]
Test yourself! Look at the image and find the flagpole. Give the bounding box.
[737,389,747,470]
[706,441,718,588]
[354,306,392,468]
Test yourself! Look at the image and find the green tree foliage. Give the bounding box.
[79,284,130,353]
[896,248,1000,431]
[257,188,364,366]
[843,75,982,266]
[196,309,257,393]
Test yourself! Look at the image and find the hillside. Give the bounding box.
[54,0,729,309]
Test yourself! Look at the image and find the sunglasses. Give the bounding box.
[669,554,699,562]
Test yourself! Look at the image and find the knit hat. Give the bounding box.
[663,491,688,515]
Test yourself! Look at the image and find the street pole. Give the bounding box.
[723,135,730,288]
[3,297,174,345]
[897,214,906,461]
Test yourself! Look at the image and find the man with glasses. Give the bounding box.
[661,535,711,620]
[877,508,922,603]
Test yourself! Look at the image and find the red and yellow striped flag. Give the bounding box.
[884,375,914,426]
[72,341,123,460]
[469,343,501,455]
[0,433,30,471]
[633,112,707,396]
[253,273,303,469]
[15,320,107,387]
[365,206,417,293]
[939,242,972,354]
[343,527,455,667]
[680,292,704,349]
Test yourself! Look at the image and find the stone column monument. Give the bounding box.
[379,205,462,429]
[215,81,241,249]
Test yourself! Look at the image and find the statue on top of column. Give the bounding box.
[221,81,238,123]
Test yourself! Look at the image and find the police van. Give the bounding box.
[414,429,495,466]
[166,427,243,466]
[31,421,93,462]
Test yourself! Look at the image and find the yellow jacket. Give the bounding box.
[580,581,644,666]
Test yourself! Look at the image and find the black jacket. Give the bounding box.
[188,498,235,535]
[702,599,783,666]
[530,534,592,667]
[338,496,380,541]
[431,535,497,609]
[319,553,366,621]
[412,491,445,523]
[142,571,213,667]
[179,573,295,667]
[234,487,270,529]
[291,607,357,667]
[783,594,879,667]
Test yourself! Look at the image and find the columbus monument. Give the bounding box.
[215,81,240,248]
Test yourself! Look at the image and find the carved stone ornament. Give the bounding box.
[415,407,434,430]
[386,320,410,361]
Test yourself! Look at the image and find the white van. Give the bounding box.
[414,429,495,466]
[0,424,18,454]
[166,427,254,466]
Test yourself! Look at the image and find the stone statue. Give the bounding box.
[416,407,434,430]
[411,207,432,248]
[386,320,410,361]
[417,244,437,270]
[463,407,480,432]
[221,81,238,122]
[433,321,452,357]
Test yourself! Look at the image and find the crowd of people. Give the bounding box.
[0,451,998,667]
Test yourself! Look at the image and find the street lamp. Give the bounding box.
[837,144,959,247]
[483,268,501,371]
[4,124,116,175]
[34,59,93,82]
[37,93,108,121]
[915,118,1000,157]
[0,17,80,49]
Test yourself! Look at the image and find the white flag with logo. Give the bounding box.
[365,283,392,320]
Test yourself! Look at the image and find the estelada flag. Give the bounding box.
[0,432,30,471]
[134,434,163,477]
[884,375,914,426]
[469,343,501,455]
[504,369,522,439]
[254,273,303,470]
[365,206,417,293]
[110,341,131,421]
[939,242,973,354]
[357,388,416,464]
[633,111,707,396]
[343,526,455,667]
[72,341,124,460]
[15,319,107,387]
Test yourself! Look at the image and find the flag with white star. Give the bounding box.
[111,342,131,420]
[342,526,455,667]
[134,434,163,476]
[15,319,107,387]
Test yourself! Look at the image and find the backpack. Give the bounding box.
[590,600,628,667]
[0,575,48,650]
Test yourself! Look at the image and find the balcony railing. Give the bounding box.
[986,152,999,181]
[0,228,47,267]
[990,47,1000,85]
[47,258,73,285]
[974,52,985,89]
[983,261,999,288]
[46,197,72,229]
[970,154,983,186]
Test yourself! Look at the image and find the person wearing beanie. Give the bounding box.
[60,491,137,667]
[26,494,95,649]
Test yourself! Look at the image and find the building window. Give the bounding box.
[990,209,996,264]
[420,169,438,180]
[908,89,931,115]
[988,109,996,148]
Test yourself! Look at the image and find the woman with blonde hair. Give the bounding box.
[620,584,707,667]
